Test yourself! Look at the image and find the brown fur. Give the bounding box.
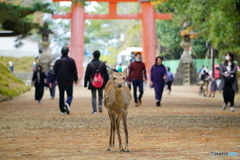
[104,68,132,152]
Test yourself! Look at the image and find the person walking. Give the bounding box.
[117,63,122,72]
[165,67,174,94]
[128,52,147,107]
[84,50,109,114]
[7,61,14,72]
[49,47,78,115]
[47,63,57,99]
[202,72,210,97]
[218,52,238,112]
[208,75,217,98]
[150,56,167,107]
[198,65,205,78]
[32,65,47,104]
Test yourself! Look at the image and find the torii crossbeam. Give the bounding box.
[52,0,172,78]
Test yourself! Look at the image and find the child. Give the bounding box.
[208,76,217,98]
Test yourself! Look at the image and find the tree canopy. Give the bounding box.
[0,1,53,47]
[155,0,240,56]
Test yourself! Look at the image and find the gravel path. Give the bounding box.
[0,85,239,160]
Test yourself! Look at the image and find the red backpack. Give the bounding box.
[90,62,104,88]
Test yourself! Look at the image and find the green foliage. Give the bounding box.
[0,2,54,47]
[156,0,240,56]
[0,56,35,72]
[0,63,30,100]
[99,47,119,66]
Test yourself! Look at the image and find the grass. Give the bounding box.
[0,56,35,72]
[0,62,30,101]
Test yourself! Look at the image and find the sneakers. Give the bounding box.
[92,111,97,114]
[230,107,234,112]
[38,100,42,104]
[61,112,66,115]
[135,103,138,107]
[98,106,103,113]
[156,101,161,107]
[64,103,70,115]
[222,103,227,110]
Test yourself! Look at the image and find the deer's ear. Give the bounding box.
[107,66,113,77]
[123,67,128,75]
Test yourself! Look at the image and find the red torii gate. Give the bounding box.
[52,0,172,78]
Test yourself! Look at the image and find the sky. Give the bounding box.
[59,1,99,12]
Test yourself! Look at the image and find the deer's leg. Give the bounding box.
[116,114,124,151]
[107,111,114,151]
[112,113,116,149]
[122,112,129,152]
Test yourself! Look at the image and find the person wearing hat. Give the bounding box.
[47,63,57,99]
[128,52,147,107]
[49,47,78,115]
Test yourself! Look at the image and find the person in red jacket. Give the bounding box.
[128,52,147,107]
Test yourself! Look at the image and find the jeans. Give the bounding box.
[132,79,144,103]
[58,84,73,113]
[91,89,103,112]
[49,83,56,98]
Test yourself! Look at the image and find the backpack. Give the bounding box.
[90,62,104,88]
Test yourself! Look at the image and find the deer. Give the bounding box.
[104,67,132,152]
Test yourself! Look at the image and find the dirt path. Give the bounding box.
[0,86,239,160]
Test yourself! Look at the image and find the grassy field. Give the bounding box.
[0,57,31,101]
[0,56,35,72]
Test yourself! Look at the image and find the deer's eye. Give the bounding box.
[113,78,116,80]
[123,77,125,80]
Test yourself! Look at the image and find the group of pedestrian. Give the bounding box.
[198,52,238,112]
[32,47,78,115]
[127,53,174,107]
[198,66,218,97]
[32,47,238,115]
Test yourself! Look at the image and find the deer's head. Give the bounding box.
[107,67,128,88]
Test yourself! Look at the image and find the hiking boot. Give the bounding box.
[98,106,103,113]
[156,101,161,107]
[222,103,226,110]
[65,103,70,115]
[230,107,234,112]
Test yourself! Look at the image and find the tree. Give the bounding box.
[155,0,240,56]
[0,1,53,47]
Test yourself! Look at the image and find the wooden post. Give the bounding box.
[71,3,85,78]
[141,2,156,78]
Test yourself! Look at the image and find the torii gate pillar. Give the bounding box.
[71,3,84,78]
[52,0,172,78]
[141,2,156,76]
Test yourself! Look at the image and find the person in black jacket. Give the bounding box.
[32,65,47,104]
[84,50,109,114]
[49,47,78,115]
